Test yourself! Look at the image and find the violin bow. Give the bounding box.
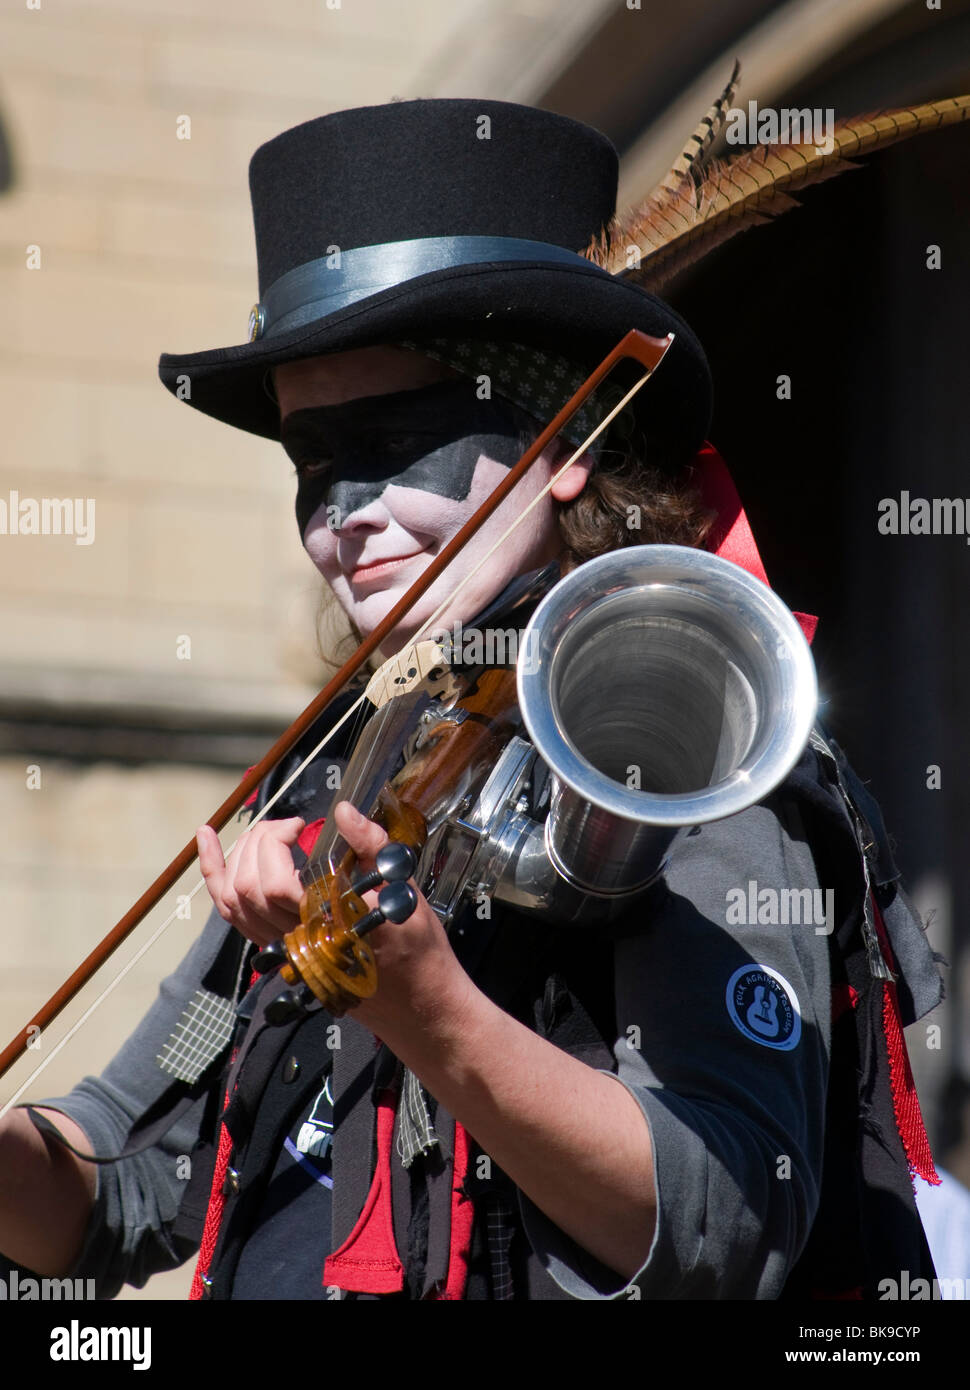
[0,328,674,1092]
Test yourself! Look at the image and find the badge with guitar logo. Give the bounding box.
[725,965,801,1051]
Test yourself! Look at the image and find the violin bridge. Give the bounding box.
[364,638,463,709]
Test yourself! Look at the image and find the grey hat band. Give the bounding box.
[250,236,598,342]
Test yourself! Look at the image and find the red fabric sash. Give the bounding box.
[322,1088,406,1293]
[695,441,817,644]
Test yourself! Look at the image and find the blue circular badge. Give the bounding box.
[725,965,802,1051]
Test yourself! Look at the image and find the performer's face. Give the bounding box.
[275,347,589,654]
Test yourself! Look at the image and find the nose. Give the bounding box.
[330,484,391,536]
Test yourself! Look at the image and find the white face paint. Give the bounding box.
[303,455,561,652]
[275,347,589,656]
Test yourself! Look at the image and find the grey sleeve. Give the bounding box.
[9,906,239,1300]
[518,788,832,1300]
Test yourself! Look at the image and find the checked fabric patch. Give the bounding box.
[157,988,238,1084]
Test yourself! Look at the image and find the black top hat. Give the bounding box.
[157,98,713,466]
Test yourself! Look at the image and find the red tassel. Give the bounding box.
[189,1098,234,1299]
[872,897,940,1186]
[188,967,261,1300]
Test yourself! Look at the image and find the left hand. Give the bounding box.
[331,801,478,1041]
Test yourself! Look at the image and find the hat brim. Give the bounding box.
[158,261,712,465]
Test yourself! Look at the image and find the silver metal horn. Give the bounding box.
[441,545,818,925]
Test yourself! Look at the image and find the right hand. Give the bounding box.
[197,819,306,948]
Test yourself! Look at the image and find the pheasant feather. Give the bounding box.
[586,93,970,291]
[659,58,743,205]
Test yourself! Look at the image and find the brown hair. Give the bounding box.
[512,408,715,572]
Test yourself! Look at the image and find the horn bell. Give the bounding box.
[513,544,818,902]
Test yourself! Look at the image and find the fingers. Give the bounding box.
[196,824,228,897]
[233,822,306,924]
[198,804,402,951]
[333,801,390,870]
[197,819,306,946]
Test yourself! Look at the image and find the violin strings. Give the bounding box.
[2,362,657,1112]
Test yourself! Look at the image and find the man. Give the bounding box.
[0,98,942,1300]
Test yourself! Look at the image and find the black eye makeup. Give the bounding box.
[293,454,333,476]
[382,432,427,456]
[281,380,509,457]
[283,379,531,538]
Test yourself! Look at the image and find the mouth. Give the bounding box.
[349,549,429,584]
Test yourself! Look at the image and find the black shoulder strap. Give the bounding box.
[797,725,943,1023]
[780,728,939,1299]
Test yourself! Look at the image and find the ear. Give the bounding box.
[549,444,592,502]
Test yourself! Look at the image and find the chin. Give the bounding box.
[367,598,487,662]
[339,564,515,654]
[348,590,430,646]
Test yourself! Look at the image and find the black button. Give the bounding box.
[283,1055,301,1083]
[225,1166,241,1195]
